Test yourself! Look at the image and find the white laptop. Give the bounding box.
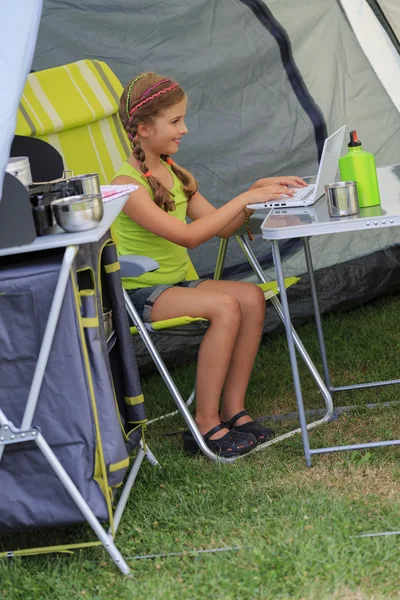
[247,125,346,209]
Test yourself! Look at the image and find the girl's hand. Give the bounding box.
[249,176,308,190]
[245,184,294,205]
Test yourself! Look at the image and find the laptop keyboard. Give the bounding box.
[282,184,315,202]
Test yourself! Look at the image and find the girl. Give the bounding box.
[112,72,307,458]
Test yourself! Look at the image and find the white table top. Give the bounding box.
[0,195,128,257]
[261,164,400,240]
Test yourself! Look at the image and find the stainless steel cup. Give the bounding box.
[66,173,101,196]
[325,181,359,217]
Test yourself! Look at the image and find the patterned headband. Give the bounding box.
[140,79,170,100]
[125,74,148,117]
[129,83,179,116]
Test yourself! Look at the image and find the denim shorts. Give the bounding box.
[127,279,209,323]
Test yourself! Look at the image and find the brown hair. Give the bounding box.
[119,73,198,211]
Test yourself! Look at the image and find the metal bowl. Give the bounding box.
[51,193,104,233]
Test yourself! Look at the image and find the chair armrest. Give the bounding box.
[119,255,160,278]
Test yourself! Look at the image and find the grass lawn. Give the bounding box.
[2,294,400,599]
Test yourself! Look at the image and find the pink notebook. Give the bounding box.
[100,184,138,203]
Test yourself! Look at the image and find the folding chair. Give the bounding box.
[16,59,334,463]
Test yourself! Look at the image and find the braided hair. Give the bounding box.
[119,72,198,212]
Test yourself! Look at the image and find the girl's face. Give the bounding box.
[140,98,188,155]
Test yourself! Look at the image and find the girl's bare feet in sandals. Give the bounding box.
[220,410,275,444]
[183,423,257,457]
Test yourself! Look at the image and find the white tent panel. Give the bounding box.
[380,0,400,41]
[0,0,42,198]
[266,0,400,168]
[340,0,400,113]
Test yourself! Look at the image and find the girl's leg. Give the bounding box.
[150,286,242,439]
[196,281,266,425]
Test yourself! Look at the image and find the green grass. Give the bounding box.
[2,294,400,599]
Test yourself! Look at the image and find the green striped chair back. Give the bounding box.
[16,59,130,185]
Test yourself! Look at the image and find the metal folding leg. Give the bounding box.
[212,236,334,454]
[303,236,400,393]
[235,234,332,413]
[256,235,400,464]
[300,236,400,460]
[270,241,313,465]
[109,440,160,537]
[0,409,131,575]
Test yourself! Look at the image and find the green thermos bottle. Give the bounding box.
[338,130,380,208]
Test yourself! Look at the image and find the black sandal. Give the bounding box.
[183,423,257,457]
[221,410,275,443]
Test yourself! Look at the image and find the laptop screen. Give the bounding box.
[313,125,346,199]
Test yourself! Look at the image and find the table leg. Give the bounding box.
[302,237,332,390]
[272,240,312,466]
[0,246,78,464]
[236,234,333,416]
[21,245,78,430]
[35,427,131,575]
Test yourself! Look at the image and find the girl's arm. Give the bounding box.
[186,191,254,239]
[187,179,306,238]
[112,175,289,249]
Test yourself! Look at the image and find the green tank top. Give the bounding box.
[112,160,189,290]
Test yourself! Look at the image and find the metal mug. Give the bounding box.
[63,173,101,197]
[325,181,359,218]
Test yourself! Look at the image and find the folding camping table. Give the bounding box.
[260,163,400,466]
[0,195,158,575]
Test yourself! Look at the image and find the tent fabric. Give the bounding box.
[340,0,400,113]
[381,0,400,40]
[24,0,400,370]
[32,0,400,280]
[0,0,42,199]
[367,0,400,47]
